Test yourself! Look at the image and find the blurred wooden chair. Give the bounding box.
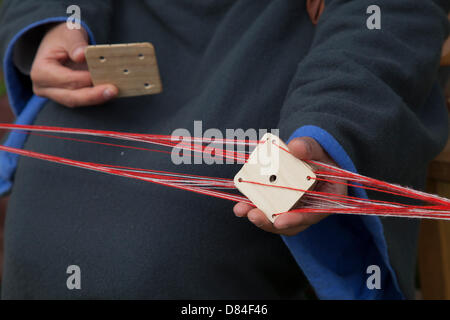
[418,24,450,299]
[442,35,450,67]
[421,142,450,299]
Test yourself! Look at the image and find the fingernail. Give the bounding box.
[103,88,114,99]
[72,47,85,60]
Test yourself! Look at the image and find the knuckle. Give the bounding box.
[29,67,40,83]
[283,230,299,237]
[64,97,78,108]
[303,139,314,158]
[32,84,43,96]
[65,81,81,90]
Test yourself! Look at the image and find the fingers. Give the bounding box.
[288,137,326,161]
[31,59,117,108]
[35,84,118,108]
[233,203,312,236]
[62,27,89,63]
[233,202,254,217]
[274,211,330,230]
[39,23,89,63]
[234,203,274,230]
[30,23,118,108]
[288,137,348,197]
[233,137,338,236]
[247,209,309,236]
[247,209,277,232]
[234,138,339,236]
[31,61,92,90]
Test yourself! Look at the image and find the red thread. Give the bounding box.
[2,123,450,221]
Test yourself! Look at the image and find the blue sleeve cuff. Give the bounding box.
[282,125,404,299]
[0,17,96,196]
[3,17,96,115]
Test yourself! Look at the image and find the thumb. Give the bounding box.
[287,137,326,161]
[64,28,89,63]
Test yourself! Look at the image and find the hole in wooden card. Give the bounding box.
[269,175,277,183]
[238,177,243,183]
[85,43,163,97]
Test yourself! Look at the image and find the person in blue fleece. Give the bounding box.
[0,0,449,299]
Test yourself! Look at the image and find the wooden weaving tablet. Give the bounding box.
[234,133,316,223]
[85,42,162,97]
